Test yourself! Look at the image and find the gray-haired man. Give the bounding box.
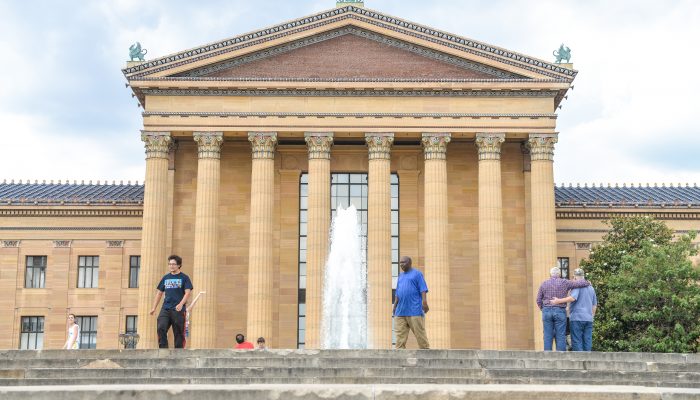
[552,268,597,351]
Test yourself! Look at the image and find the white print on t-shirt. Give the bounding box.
[164,279,183,289]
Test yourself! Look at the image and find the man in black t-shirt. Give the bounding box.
[149,255,193,348]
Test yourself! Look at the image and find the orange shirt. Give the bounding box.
[235,341,254,349]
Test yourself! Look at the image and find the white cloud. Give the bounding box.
[0,0,698,184]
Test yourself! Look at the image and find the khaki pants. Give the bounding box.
[394,316,430,349]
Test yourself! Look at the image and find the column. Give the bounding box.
[137,131,171,349]
[366,133,393,349]
[422,133,452,349]
[527,133,558,350]
[190,131,223,349]
[475,133,507,349]
[246,132,278,343]
[304,132,333,349]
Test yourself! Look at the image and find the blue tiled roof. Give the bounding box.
[1,182,698,208]
[0,182,143,205]
[555,184,700,208]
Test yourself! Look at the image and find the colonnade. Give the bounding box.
[138,131,557,350]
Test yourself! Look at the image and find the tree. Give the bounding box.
[579,216,676,351]
[605,233,700,352]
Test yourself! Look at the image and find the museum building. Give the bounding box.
[1,2,699,351]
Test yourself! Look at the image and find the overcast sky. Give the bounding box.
[0,0,698,185]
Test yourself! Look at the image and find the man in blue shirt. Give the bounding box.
[393,256,430,349]
[149,255,193,348]
[552,268,597,351]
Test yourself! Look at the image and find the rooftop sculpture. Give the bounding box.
[553,44,571,63]
[129,42,148,62]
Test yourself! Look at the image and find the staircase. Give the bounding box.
[1,349,699,399]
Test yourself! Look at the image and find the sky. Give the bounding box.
[0,0,698,185]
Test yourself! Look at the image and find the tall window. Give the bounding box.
[129,256,140,288]
[25,256,47,289]
[77,256,99,288]
[19,316,44,350]
[298,172,399,349]
[124,315,138,349]
[75,316,98,349]
[557,257,570,279]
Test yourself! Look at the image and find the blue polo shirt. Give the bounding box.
[570,285,597,322]
[394,268,428,317]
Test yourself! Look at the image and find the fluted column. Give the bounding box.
[527,133,558,350]
[422,133,452,349]
[475,133,507,349]
[137,131,171,349]
[366,133,393,349]
[304,132,333,349]
[190,132,223,349]
[246,132,278,344]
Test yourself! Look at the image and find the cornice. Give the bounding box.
[0,209,143,217]
[141,88,559,98]
[556,211,700,220]
[0,227,142,231]
[143,111,557,119]
[123,6,575,80]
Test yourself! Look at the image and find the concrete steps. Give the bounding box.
[1,350,699,398]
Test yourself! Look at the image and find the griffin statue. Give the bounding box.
[553,44,571,64]
[129,42,148,62]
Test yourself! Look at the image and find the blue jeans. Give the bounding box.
[542,307,567,351]
[570,320,593,351]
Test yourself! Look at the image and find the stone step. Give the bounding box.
[1,349,697,364]
[2,366,698,384]
[1,384,699,400]
[3,356,699,372]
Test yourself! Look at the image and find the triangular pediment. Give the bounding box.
[123,5,576,83]
[174,28,523,80]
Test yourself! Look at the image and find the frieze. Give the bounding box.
[107,240,124,248]
[53,240,72,248]
[576,242,592,250]
[123,6,575,80]
[142,89,559,98]
[144,111,557,119]
[134,77,565,83]
[0,240,20,248]
[179,27,522,79]
[556,211,700,220]
[0,227,142,231]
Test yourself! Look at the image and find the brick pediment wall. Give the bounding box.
[202,34,502,80]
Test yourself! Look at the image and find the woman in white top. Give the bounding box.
[63,314,80,350]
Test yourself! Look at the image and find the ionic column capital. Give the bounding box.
[304,132,334,160]
[193,132,224,159]
[527,134,558,161]
[421,133,451,160]
[248,132,278,159]
[475,133,506,161]
[141,131,171,159]
[365,133,394,160]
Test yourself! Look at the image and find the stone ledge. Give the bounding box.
[1,384,699,400]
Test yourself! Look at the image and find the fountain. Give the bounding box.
[321,205,368,349]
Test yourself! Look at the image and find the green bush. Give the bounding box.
[580,216,699,352]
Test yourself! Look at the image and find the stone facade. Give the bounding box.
[0,4,698,351]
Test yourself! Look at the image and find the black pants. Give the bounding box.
[157,308,186,348]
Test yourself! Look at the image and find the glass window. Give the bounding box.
[557,257,570,279]
[124,315,137,349]
[75,316,98,349]
[77,256,99,288]
[25,256,47,289]
[19,316,44,350]
[129,256,140,288]
[298,172,399,348]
